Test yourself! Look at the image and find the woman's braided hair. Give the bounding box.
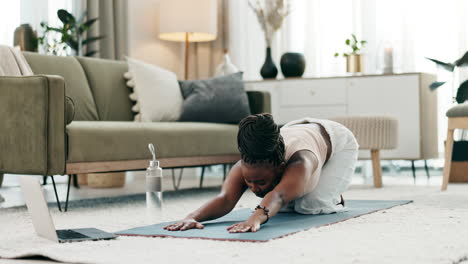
[237,113,285,166]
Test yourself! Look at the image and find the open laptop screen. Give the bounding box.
[20,176,59,242]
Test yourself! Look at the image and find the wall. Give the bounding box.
[128,0,184,78]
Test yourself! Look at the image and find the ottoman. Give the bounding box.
[330,116,399,188]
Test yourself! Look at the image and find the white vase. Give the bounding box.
[215,53,239,76]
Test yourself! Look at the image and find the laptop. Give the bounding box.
[20,176,117,243]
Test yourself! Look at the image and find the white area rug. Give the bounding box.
[1,184,468,264]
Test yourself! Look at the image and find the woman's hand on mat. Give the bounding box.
[163,219,204,231]
[227,220,261,233]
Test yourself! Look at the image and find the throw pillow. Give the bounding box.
[179,72,251,123]
[123,71,141,121]
[126,57,183,122]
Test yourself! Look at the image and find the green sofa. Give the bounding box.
[0,53,270,179]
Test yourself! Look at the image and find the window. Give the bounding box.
[0,1,20,46]
[0,0,74,46]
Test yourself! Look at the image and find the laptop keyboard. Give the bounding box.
[57,229,90,239]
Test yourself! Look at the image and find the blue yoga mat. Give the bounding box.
[116,200,411,242]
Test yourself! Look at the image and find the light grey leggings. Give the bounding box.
[281,118,359,215]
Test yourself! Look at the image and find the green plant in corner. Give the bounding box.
[427,51,468,153]
[425,51,468,104]
[334,34,367,57]
[38,9,104,57]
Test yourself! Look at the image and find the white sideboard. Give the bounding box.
[245,73,438,160]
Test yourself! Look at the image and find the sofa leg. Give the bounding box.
[223,164,227,181]
[411,160,416,183]
[42,176,48,185]
[370,149,383,188]
[50,175,72,212]
[51,176,62,212]
[171,168,184,191]
[65,175,71,211]
[222,163,234,182]
[199,166,206,188]
[0,174,3,201]
[424,160,430,179]
[72,174,80,188]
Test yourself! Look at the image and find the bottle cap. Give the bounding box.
[148,143,159,168]
[149,160,159,168]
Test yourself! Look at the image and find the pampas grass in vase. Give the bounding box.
[249,0,290,79]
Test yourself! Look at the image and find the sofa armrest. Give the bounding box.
[0,75,66,175]
[247,90,271,114]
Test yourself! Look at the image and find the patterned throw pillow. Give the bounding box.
[123,71,141,121]
[125,57,183,122]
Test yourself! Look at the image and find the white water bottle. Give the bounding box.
[146,143,163,223]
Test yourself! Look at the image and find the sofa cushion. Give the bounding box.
[23,52,99,121]
[66,121,239,162]
[178,72,251,123]
[446,102,468,117]
[76,57,134,121]
[65,96,75,125]
[126,57,183,122]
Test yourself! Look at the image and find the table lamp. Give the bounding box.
[159,0,218,80]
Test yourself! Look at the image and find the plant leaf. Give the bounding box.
[78,18,99,34]
[46,26,62,33]
[66,39,78,51]
[78,10,88,23]
[334,52,339,57]
[455,51,468,67]
[456,80,468,103]
[57,9,75,24]
[429,81,446,90]
[82,36,104,45]
[83,18,98,28]
[85,50,98,57]
[425,57,455,72]
[345,39,350,45]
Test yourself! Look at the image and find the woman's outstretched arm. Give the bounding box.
[228,151,317,233]
[164,161,247,231]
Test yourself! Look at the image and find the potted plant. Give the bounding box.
[426,51,468,182]
[38,9,103,57]
[334,34,367,73]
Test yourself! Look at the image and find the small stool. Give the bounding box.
[330,116,398,188]
[442,103,468,191]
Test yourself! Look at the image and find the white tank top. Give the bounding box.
[280,123,329,194]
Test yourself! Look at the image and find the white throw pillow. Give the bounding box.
[126,57,183,122]
[123,71,141,121]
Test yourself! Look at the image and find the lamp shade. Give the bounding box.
[159,0,217,42]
